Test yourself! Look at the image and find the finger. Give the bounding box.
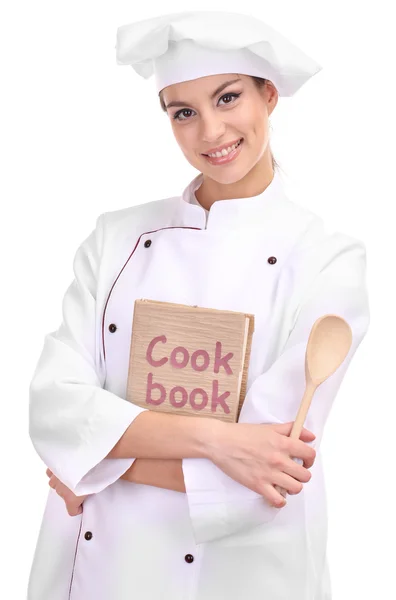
[54,483,66,498]
[271,422,293,435]
[300,428,316,440]
[272,470,303,495]
[46,468,52,477]
[261,483,287,509]
[302,456,315,469]
[67,507,80,517]
[288,439,316,467]
[271,423,315,441]
[282,458,312,484]
[66,500,83,516]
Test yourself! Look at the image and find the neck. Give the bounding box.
[195,148,274,211]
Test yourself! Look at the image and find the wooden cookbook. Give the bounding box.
[126,299,255,423]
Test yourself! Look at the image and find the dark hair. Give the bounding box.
[158,75,280,172]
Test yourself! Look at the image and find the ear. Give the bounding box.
[258,81,277,118]
[265,81,279,116]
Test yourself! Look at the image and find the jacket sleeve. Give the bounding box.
[28,213,148,496]
[181,230,370,545]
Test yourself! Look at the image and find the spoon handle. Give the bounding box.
[273,382,316,499]
[290,381,316,439]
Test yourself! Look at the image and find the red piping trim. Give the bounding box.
[68,227,201,595]
[101,226,202,362]
[68,517,83,599]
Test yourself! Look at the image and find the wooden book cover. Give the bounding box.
[126,299,255,423]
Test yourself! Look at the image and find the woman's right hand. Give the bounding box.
[208,421,316,508]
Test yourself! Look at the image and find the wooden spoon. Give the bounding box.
[274,314,352,500]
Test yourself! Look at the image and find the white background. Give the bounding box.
[1,1,394,598]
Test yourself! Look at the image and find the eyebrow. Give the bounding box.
[164,78,242,110]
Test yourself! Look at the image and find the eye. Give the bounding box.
[173,108,194,122]
[218,93,241,106]
[172,92,241,121]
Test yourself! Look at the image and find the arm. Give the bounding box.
[181,228,370,544]
[29,213,151,497]
[29,212,220,497]
[107,409,219,460]
[110,408,221,494]
[120,458,186,493]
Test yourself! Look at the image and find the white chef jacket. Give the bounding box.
[189,181,209,225]
[27,169,370,600]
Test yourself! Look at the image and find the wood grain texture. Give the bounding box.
[126,299,255,423]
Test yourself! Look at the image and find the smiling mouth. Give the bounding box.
[202,138,244,157]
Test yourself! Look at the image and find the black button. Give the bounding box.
[144,240,152,248]
[84,531,93,541]
[267,256,277,264]
[108,323,117,333]
[184,554,194,563]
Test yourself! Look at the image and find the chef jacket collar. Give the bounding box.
[178,168,285,230]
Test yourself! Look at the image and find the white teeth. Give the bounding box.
[207,139,241,158]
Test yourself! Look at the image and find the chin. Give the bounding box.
[208,162,252,183]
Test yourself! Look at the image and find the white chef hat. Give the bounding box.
[115,10,322,96]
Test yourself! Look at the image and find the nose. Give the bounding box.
[200,111,226,143]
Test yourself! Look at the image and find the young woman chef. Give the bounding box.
[27,10,370,600]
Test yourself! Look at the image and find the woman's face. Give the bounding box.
[161,73,278,185]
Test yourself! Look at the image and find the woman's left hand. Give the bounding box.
[46,468,90,516]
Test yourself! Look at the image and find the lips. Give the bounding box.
[202,138,244,166]
[202,138,243,156]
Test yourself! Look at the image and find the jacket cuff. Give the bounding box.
[54,402,148,496]
[182,456,279,544]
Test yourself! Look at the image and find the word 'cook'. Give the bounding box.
[144,334,234,414]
